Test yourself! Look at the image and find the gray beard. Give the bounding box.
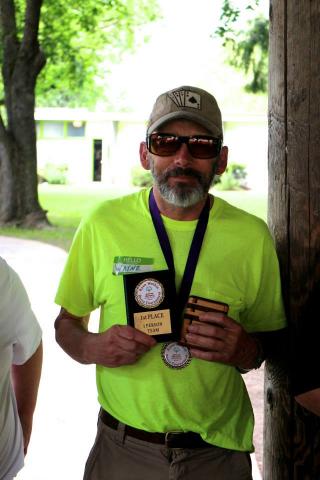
[149,158,216,208]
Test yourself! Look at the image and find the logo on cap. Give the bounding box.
[168,88,201,110]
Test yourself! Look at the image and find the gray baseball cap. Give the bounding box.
[147,86,223,138]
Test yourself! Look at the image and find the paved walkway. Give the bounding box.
[0,236,263,480]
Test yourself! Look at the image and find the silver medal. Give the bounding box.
[161,342,191,369]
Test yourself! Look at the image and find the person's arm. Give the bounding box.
[54,308,156,367]
[295,389,320,416]
[11,341,43,455]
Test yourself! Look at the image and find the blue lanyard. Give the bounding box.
[149,189,210,321]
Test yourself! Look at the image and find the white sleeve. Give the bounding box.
[0,257,42,365]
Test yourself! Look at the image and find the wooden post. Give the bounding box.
[266,0,320,478]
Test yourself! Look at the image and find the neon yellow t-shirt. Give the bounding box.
[55,188,286,452]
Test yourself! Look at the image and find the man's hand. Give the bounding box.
[86,325,157,367]
[185,312,260,369]
[55,309,156,368]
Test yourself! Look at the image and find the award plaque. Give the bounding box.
[123,270,178,342]
[181,295,229,341]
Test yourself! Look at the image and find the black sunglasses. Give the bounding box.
[146,133,222,159]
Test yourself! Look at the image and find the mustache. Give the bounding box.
[162,167,203,182]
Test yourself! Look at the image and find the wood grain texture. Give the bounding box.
[266,2,292,477]
[266,0,320,478]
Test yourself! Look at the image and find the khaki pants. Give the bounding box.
[83,418,253,480]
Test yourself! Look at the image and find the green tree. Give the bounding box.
[0,0,158,226]
[36,0,158,107]
[216,0,268,94]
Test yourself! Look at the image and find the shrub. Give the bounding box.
[131,165,153,187]
[215,163,247,191]
[39,163,68,185]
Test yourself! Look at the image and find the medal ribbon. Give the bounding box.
[149,189,210,324]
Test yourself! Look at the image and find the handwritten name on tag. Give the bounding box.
[113,256,154,275]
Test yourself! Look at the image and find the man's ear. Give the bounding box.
[215,146,228,175]
[139,142,150,170]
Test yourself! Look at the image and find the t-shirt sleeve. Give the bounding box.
[291,288,320,395]
[55,220,97,317]
[292,362,320,396]
[0,258,42,365]
[240,225,287,332]
[291,339,320,396]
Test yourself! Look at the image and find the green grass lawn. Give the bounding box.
[0,184,267,251]
[214,188,268,221]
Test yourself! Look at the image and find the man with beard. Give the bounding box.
[54,86,286,480]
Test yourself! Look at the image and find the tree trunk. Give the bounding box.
[0,0,48,227]
[265,0,320,478]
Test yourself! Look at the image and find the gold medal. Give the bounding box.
[161,342,191,369]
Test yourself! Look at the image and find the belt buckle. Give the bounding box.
[165,431,184,448]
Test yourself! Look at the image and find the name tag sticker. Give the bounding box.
[113,256,154,275]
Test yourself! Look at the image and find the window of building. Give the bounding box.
[36,121,41,138]
[42,121,64,138]
[67,121,85,137]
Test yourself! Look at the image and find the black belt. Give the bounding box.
[100,409,212,449]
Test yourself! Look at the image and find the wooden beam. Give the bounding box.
[267,0,320,478]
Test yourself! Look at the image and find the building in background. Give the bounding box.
[35,108,267,190]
